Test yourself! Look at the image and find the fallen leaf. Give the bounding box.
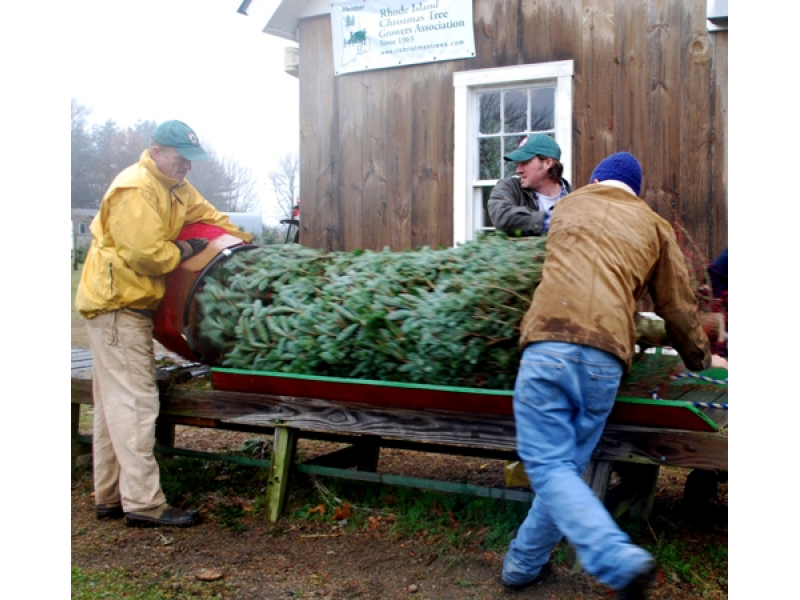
[195,568,224,582]
[308,504,326,515]
[333,500,352,521]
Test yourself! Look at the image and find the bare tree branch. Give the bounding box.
[268,152,299,221]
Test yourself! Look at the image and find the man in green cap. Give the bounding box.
[76,120,253,528]
[488,134,571,236]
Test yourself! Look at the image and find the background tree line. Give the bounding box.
[72,99,301,247]
[73,99,268,214]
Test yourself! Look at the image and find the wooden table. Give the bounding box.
[71,349,727,526]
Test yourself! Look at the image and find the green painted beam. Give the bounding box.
[294,463,534,503]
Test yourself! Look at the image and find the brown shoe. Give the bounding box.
[96,504,124,520]
[125,504,201,528]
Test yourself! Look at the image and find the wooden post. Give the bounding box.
[155,421,176,448]
[354,435,381,472]
[265,424,297,522]
[606,463,660,520]
[71,403,92,477]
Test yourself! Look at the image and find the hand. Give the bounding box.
[710,354,728,370]
[173,237,209,261]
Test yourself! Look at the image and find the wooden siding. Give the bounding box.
[296,0,727,258]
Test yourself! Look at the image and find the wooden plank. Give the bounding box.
[576,0,616,180]
[614,0,648,159]
[361,69,389,251]
[74,378,727,469]
[643,0,681,220]
[337,61,367,251]
[522,0,573,62]
[385,61,413,250]
[299,15,339,252]
[72,378,93,404]
[164,387,520,451]
[472,0,519,70]
[410,63,448,249]
[72,403,91,477]
[711,30,728,256]
[266,425,298,522]
[680,0,715,255]
[303,436,381,472]
[605,462,660,519]
[593,424,727,470]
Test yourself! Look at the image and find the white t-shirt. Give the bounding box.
[537,193,561,231]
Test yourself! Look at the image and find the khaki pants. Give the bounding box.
[86,310,166,512]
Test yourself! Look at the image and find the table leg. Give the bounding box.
[266,425,298,522]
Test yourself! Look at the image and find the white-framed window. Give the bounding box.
[452,60,574,245]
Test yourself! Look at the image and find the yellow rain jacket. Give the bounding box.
[76,150,253,319]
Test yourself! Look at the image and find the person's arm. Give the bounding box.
[647,226,712,372]
[107,189,183,276]
[487,178,545,236]
[183,186,254,243]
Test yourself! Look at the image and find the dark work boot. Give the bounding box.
[499,561,553,591]
[617,560,657,600]
[125,504,201,528]
[96,504,124,520]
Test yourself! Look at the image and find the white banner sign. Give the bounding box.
[331,0,476,76]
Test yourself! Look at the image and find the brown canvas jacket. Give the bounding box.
[519,183,711,372]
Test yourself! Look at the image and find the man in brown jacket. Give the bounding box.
[499,152,727,599]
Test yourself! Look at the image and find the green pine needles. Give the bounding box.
[195,235,546,390]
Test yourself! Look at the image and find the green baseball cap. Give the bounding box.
[152,120,210,161]
[504,134,561,162]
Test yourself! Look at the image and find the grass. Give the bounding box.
[72,566,228,599]
[288,475,531,554]
[624,513,728,591]
[73,451,728,598]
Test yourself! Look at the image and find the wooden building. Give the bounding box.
[264,0,727,258]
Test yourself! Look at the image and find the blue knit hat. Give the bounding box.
[589,152,642,196]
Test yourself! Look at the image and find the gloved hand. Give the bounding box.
[173,237,209,261]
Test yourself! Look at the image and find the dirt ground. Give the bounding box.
[71,344,727,599]
[72,426,727,600]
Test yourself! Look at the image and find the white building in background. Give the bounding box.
[224,212,264,238]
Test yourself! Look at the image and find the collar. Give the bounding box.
[596,180,636,196]
[139,149,185,189]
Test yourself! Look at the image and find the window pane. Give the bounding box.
[482,187,494,228]
[530,87,555,131]
[479,137,501,180]
[503,89,527,133]
[503,135,526,178]
[479,92,501,134]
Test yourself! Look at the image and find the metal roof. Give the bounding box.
[262,0,330,42]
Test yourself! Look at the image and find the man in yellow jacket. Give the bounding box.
[76,120,253,527]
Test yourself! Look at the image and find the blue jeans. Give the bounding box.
[502,342,653,590]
